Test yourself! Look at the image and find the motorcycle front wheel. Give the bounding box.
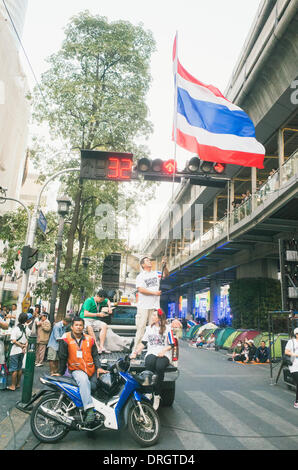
[128,400,160,447]
[30,392,71,443]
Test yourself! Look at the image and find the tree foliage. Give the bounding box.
[229,278,282,330]
[30,11,157,318]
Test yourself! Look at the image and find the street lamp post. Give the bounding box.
[81,255,91,302]
[49,196,72,325]
[18,165,80,314]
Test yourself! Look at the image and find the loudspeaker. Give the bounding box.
[102,253,121,289]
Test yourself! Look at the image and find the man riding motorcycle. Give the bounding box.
[56,316,108,423]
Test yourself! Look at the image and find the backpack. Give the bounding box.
[283,340,295,367]
[5,325,28,367]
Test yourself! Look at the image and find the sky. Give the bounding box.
[20,0,262,249]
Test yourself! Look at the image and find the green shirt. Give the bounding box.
[79,297,108,319]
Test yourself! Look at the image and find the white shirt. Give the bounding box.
[10,325,31,356]
[142,324,174,361]
[285,338,298,373]
[136,270,161,310]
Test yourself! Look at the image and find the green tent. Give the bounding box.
[216,327,237,349]
[270,334,289,359]
[215,328,226,347]
[203,328,217,339]
[223,330,243,350]
[253,332,269,348]
[186,324,201,339]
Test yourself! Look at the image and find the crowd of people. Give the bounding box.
[0,289,134,392]
[230,339,270,363]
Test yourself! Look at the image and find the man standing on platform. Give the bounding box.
[132,256,169,354]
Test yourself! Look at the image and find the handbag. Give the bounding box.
[283,339,294,367]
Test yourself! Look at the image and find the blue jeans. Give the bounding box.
[71,370,97,411]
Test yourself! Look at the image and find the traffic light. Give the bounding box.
[80,150,134,181]
[136,156,227,187]
[101,253,121,289]
[185,157,226,175]
[79,150,227,187]
[136,158,181,182]
[21,245,38,272]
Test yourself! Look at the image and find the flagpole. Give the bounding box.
[171,31,178,201]
[173,31,178,162]
[164,31,179,267]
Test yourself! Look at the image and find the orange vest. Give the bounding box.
[64,332,95,377]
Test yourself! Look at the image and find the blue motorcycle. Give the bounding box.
[30,356,160,447]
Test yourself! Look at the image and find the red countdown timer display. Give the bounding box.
[80,150,134,181]
[107,156,133,180]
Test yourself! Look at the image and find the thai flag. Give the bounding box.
[172,34,265,169]
[167,329,175,345]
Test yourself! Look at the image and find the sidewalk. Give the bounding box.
[0,363,47,450]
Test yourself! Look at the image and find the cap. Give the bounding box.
[248,339,254,343]
[294,327,298,335]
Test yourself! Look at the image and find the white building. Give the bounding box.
[0,0,30,213]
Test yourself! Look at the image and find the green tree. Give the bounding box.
[229,278,282,330]
[31,11,156,318]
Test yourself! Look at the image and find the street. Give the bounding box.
[19,341,298,451]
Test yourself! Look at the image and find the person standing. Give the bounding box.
[285,327,298,408]
[57,317,108,423]
[133,256,169,353]
[6,313,30,391]
[130,308,174,410]
[0,315,9,366]
[6,303,17,328]
[35,313,52,367]
[47,316,72,376]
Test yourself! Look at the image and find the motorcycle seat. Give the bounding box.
[43,374,78,387]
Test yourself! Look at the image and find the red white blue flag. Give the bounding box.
[172,34,265,169]
[167,329,175,345]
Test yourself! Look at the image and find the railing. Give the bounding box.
[168,150,298,271]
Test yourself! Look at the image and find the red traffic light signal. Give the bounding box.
[213,162,226,174]
[163,159,177,175]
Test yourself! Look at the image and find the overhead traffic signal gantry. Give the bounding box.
[136,156,227,187]
[79,150,228,187]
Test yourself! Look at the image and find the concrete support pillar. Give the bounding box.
[186,285,195,319]
[236,259,278,280]
[230,180,235,212]
[210,279,221,324]
[251,167,257,211]
[213,197,218,223]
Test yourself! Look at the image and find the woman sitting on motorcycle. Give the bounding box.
[130,308,175,410]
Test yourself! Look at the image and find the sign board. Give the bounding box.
[22,293,31,313]
[38,210,47,233]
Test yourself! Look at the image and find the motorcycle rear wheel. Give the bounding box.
[30,392,71,443]
[128,400,160,447]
